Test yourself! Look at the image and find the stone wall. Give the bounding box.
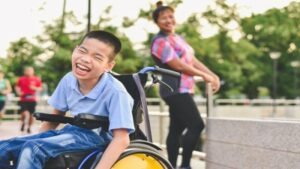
[205,118,300,169]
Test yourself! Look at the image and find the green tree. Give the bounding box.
[4,38,43,85]
[241,1,300,98]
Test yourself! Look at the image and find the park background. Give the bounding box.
[0,0,300,100]
[1,1,300,168]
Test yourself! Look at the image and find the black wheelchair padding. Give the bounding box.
[112,73,147,124]
[74,114,109,130]
[44,149,96,169]
[34,113,109,131]
[112,73,148,140]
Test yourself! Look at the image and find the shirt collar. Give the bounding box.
[71,72,108,99]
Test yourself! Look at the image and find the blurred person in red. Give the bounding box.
[15,66,42,133]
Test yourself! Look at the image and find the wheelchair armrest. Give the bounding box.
[74,114,109,131]
[34,112,74,124]
[34,112,109,131]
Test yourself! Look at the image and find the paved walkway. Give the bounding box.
[0,120,42,140]
[0,120,205,169]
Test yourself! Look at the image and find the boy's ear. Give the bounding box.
[105,60,116,72]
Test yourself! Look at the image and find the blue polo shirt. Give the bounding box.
[48,72,135,134]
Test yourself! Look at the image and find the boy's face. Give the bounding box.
[71,38,115,81]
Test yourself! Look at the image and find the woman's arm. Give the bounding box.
[95,129,130,169]
[166,58,215,83]
[192,57,218,77]
[39,109,66,132]
[192,57,221,92]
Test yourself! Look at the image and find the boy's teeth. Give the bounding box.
[77,64,89,71]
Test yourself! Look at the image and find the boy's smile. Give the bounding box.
[75,63,91,76]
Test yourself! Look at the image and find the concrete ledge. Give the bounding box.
[205,118,300,169]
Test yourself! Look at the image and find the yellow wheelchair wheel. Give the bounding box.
[112,149,172,169]
[112,153,164,169]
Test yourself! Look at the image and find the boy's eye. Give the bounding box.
[77,47,87,53]
[95,56,103,61]
[78,49,86,53]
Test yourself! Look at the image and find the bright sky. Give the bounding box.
[0,0,297,57]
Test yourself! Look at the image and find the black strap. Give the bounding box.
[132,73,152,142]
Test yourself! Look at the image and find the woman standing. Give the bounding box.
[151,2,220,169]
[0,69,12,123]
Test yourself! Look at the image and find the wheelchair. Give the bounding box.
[33,66,179,169]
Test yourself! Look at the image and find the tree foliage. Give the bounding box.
[3,38,43,85]
[1,1,300,98]
[240,1,300,98]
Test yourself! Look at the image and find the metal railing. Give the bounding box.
[216,98,300,105]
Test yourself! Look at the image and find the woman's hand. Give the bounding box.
[211,75,221,93]
[203,74,214,84]
[203,74,220,93]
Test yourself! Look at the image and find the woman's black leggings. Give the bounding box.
[163,93,205,168]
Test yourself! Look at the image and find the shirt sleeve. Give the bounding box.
[108,91,135,134]
[151,38,178,63]
[47,75,69,112]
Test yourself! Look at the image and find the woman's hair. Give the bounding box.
[152,1,174,23]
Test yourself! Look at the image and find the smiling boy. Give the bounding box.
[0,30,135,169]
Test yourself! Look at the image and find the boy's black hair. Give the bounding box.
[152,1,174,23]
[80,30,122,57]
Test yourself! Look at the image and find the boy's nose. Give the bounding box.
[80,57,90,63]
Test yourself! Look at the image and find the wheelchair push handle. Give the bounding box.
[139,66,180,77]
